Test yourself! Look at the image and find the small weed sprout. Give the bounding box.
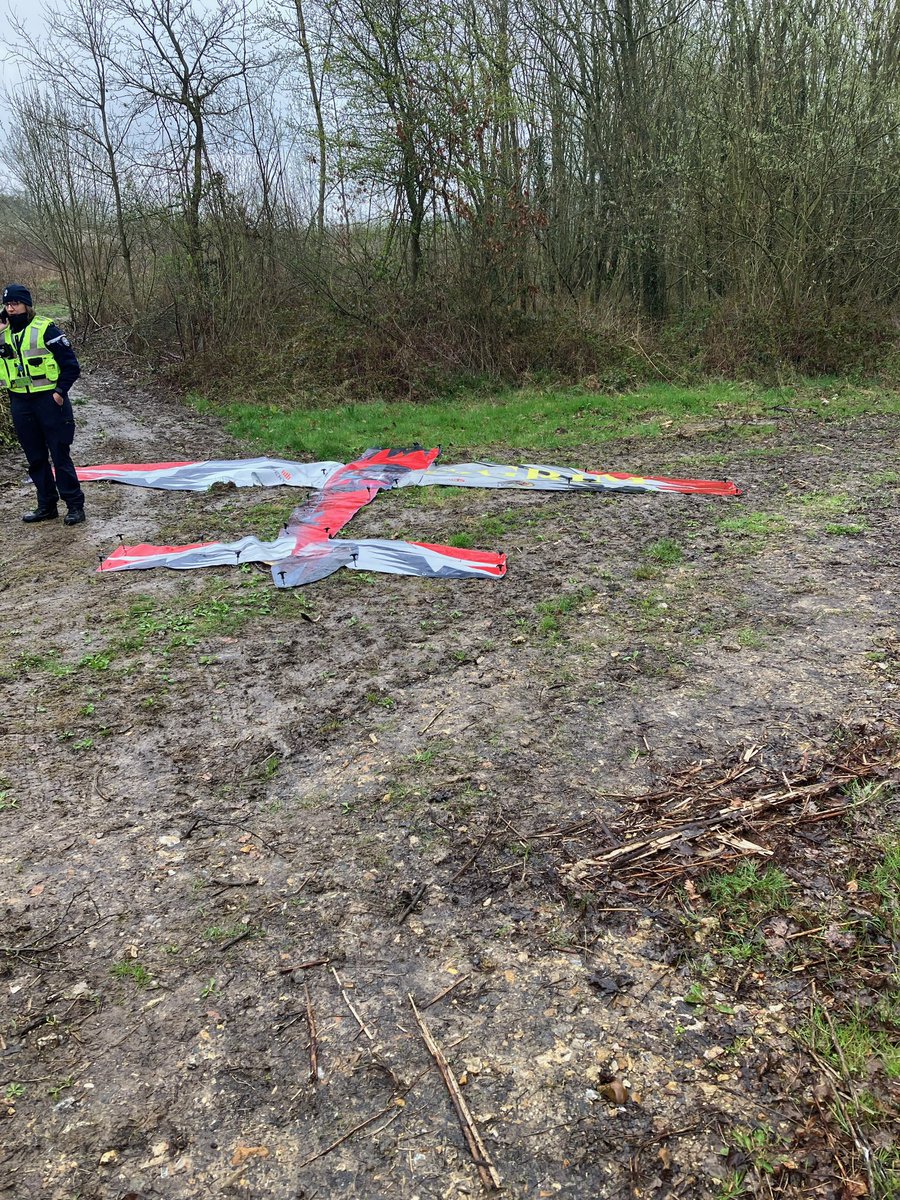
[48,1076,74,1102]
[683,982,706,1006]
[77,653,111,672]
[111,961,151,987]
[713,1122,802,1198]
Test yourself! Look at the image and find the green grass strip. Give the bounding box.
[188,380,899,463]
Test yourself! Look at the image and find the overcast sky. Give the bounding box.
[0,4,62,188]
[1,1,35,90]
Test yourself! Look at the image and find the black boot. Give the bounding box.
[63,508,86,527]
[23,504,59,523]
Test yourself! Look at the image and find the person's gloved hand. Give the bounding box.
[53,391,65,406]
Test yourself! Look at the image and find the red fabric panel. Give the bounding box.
[78,461,197,478]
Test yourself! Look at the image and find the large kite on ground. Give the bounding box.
[78,448,740,588]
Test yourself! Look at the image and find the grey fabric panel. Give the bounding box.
[104,533,297,571]
[269,537,503,585]
[270,544,355,587]
[349,538,503,578]
[82,458,344,491]
[398,462,623,491]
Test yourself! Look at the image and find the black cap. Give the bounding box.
[3,284,33,306]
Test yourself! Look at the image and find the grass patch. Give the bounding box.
[208,499,295,541]
[387,485,472,511]
[735,626,765,649]
[801,1000,900,1079]
[797,490,852,516]
[10,570,305,677]
[824,522,867,536]
[646,537,684,566]
[191,382,761,460]
[535,586,594,644]
[13,649,76,677]
[204,923,260,942]
[115,570,301,655]
[792,834,900,1190]
[414,502,559,552]
[869,835,900,934]
[717,511,787,540]
[844,778,892,808]
[188,380,900,463]
[702,861,792,921]
[794,490,868,537]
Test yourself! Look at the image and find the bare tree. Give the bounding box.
[4,0,898,375]
[4,89,120,325]
[110,0,262,322]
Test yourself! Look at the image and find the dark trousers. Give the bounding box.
[10,390,85,510]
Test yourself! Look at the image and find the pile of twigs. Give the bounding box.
[561,733,899,896]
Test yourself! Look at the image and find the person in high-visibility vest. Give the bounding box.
[0,284,84,525]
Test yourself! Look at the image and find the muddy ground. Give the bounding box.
[0,371,897,1200]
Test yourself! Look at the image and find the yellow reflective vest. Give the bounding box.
[2,317,61,393]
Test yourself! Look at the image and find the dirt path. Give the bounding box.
[1,371,898,1199]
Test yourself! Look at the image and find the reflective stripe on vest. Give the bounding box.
[4,318,61,393]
